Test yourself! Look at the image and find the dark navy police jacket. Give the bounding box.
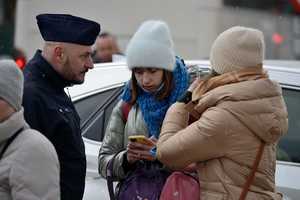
[23,50,86,200]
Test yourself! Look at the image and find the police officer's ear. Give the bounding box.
[54,46,67,64]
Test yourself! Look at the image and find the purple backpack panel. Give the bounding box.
[117,162,169,200]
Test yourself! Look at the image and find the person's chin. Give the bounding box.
[73,72,87,84]
[143,87,156,92]
[70,77,84,84]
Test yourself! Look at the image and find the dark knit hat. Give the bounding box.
[36,14,101,45]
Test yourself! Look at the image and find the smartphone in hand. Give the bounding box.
[128,135,153,145]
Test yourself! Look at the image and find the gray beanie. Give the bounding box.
[126,20,175,71]
[0,59,24,111]
[210,26,265,74]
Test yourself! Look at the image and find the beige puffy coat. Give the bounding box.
[157,79,288,200]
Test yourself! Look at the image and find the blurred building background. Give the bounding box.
[1,0,300,62]
[0,0,16,56]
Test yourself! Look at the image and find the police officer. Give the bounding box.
[22,14,100,200]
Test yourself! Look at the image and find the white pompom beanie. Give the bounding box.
[126,20,175,71]
[0,59,24,111]
[210,26,265,74]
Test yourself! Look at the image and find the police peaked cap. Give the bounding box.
[36,14,101,45]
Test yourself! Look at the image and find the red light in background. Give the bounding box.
[289,0,300,13]
[272,33,284,45]
[15,58,26,70]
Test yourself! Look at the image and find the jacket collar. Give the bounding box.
[192,66,267,101]
[31,50,72,89]
[0,109,28,144]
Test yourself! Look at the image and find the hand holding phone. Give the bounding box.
[127,135,156,163]
[128,135,153,146]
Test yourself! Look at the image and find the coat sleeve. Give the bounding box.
[22,87,43,131]
[22,86,55,139]
[157,102,228,169]
[10,130,60,200]
[98,100,127,180]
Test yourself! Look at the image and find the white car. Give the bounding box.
[67,61,300,200]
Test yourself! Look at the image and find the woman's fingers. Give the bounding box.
[149,136,157,144]
[188,77,201,92]
[128,141,154,150]
[127,138,157,161]
[127,149,140,163]
[127,148,155,161]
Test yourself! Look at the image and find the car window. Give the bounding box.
[74,86,123,141]
[277,88,300,163]
[187,64,212,84]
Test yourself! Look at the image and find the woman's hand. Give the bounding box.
[126,136,156,164]
[188,77,201,92]
[184,162,197,172]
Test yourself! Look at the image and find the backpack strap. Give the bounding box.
[239,142,265,200]
[106,101,132,199]
[106,150,124,200]
[0,127,24,160]
[121,101,132,123]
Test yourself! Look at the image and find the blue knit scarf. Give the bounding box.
[122,57,189,138]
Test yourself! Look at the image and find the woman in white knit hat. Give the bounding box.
[156,26,288,199]
[98,20,189,199]
[0,59,60,199]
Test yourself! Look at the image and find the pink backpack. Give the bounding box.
[159,171,200,200]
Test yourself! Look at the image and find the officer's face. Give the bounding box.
[62,44,94,84]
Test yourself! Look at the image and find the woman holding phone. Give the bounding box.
[98,20,188,185]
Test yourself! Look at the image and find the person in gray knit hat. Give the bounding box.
[156,26,288,199]
[0,60,23,112]
[126,20,175,71]
[0,59,60,199]
[98,20,189,199]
